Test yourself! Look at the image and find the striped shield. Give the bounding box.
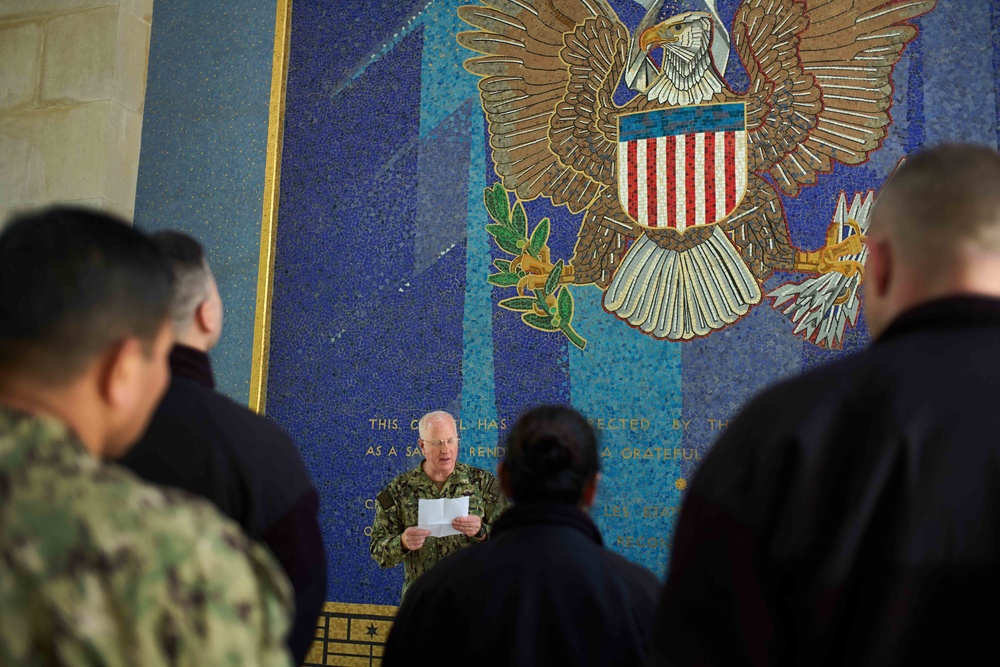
[617,102,747,230]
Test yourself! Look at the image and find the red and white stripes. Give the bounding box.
[618,130,747,230]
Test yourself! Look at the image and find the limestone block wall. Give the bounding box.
[0,0,153,221]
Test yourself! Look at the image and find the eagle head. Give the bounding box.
[637,11,723,107]
[639,11,712,54]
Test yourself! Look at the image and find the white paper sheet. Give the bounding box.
[417,496,469,537]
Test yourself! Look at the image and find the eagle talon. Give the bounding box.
[795,217,866,279]
[514,251,575,297]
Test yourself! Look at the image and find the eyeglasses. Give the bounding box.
[420,437,459,449]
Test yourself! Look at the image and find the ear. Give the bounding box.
[580,472,600,508]
[866,235,893,298]
[497,460,513,498]
[97,338,143,409]
[194,299,220,337]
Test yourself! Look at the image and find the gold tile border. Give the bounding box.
[249,0,292,414]
[304,602,399,667]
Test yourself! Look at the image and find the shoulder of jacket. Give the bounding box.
[464,465,502,500]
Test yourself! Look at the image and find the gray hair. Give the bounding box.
[148,231,212,334]
[418,411,455,439]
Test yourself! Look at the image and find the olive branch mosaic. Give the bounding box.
[483,184,587,350]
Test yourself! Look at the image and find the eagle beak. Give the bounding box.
[639,23,679,51]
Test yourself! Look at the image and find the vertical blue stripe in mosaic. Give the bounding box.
[486,189,572,423]
[680,304,801,473]
[460,109,503,471]
[923,8,994,146]
[417,0,481,138]
[905,20,925,154]
[266,26,432,605]
[569,288,683,577]
[134,0,274,403]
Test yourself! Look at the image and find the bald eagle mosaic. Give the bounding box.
[458,0,936,347]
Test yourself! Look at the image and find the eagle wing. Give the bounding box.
[458,0,639,214]
[735,0,936,197]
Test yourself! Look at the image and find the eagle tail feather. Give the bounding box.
[604,227,762,340]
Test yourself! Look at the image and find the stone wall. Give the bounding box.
[0,0,152,221]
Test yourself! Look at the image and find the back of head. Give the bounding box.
[503,405,599,504]
[148,230,211,334]
[0,207,173,384]
[874,143,1000,262]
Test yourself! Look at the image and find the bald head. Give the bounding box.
[865,143,1000,337]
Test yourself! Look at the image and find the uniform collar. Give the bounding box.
[0,405,91,461]
[405,461,469,496]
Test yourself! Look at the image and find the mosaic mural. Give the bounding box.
[262,1,1000,659]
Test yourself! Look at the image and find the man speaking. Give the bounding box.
[370,411,507,598]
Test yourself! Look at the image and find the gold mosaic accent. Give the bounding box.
[249,0,292,414]
[302,602,398,667]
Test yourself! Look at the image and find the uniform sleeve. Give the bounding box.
[0,499,294,667]
[132,506,295,667]
[370,482,406,569]
[479,473,509,539]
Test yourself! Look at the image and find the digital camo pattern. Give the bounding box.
[0,407,293,667]
[369,461,507,598]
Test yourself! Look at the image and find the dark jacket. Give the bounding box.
[119,344,326,664]
[651,297,1000,666]
[384,502,661,666]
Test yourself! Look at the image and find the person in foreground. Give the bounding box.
[117,231,326,664]
[383,405,661,666]
[0,208,292,666]
[650,143,1000,665]
[370,410,508,599]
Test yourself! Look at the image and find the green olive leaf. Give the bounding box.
[498,297,536,312]
[557,284,574,321]
[486,225,522,255]
[544,259,564,296]
[522,312,559,331]
[483,187,506,225]
[510,202,528,239]
[527,217,550,259]
[561,323,587,350]
[491,184,510,226]
[487,272,520,287]
[493,259,512,272]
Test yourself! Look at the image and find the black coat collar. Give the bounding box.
[169,344,215,389]
[493,502,603,546]
[877,296,1000,345]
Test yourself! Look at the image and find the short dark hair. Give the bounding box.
[876,143,1000,255]
[503,405,600,504]
[148,231,212,331]
[0,206,173,383]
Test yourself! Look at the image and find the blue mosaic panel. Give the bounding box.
[619,103,746,142]
[135,0,274,403]
[266,0,1000,608]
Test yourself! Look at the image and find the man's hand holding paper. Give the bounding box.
[418,496,481,538]
[451,514,482,538]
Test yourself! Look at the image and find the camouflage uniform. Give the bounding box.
[370,461,507,598]
[0,406,293,667]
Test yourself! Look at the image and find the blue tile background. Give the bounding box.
[136,0,1000,607]
[134,0,275,403]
